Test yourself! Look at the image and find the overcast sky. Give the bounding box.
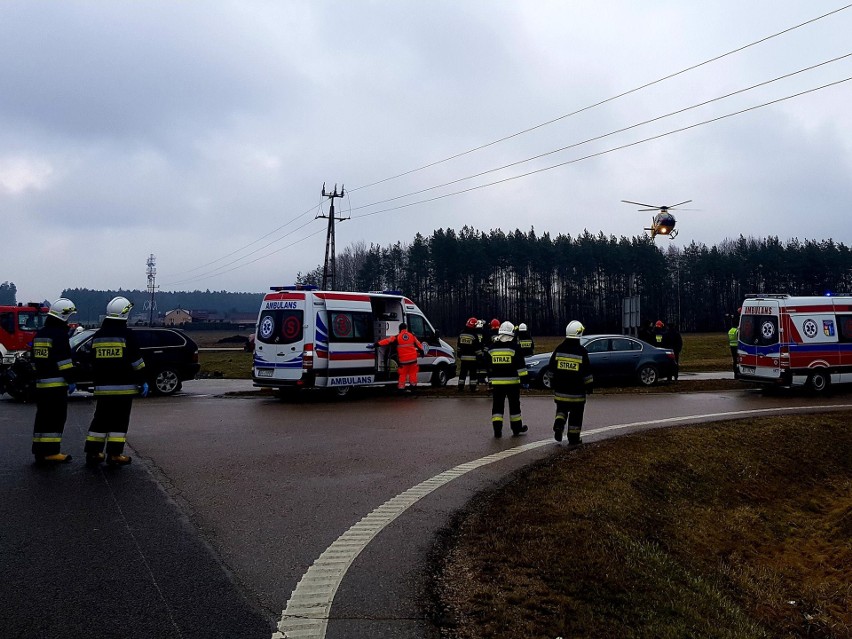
[2,1,851,304]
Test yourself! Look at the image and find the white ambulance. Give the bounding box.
[737,293,852,393]
[252,285,456,395]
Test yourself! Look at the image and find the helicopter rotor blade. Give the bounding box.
[621,200,659,208]
[667,200,692,208]
[638,208,658,212]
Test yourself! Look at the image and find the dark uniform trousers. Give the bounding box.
[32,387,70,457]
[554,397,586,445]
[85,396,134,456]
[458,360,478,388]
[492,385,523,431]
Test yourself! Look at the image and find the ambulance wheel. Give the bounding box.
[333,386,352,398]
[431,365,450,387]
[808,370,830,394]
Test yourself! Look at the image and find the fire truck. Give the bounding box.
[0,303,48,399]
[737,294,852,393]
[252,286,456,396]
[0,303,48,368]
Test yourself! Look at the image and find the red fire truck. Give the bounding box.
[0,303,48,368]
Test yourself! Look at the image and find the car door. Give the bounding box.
[583,337,611,381]
[609,337,642,378]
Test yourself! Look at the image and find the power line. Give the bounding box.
[169,5,850,281]
[348,3,852,193]
[345,53,852,214]
[351,76,852,220]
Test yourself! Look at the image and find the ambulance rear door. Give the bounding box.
[253,292,306,384]
[318,293,377,389]
[738,299,781,381]
[833,298,852,384]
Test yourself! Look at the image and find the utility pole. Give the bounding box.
[317,183,347,290]
[144,254,158,326]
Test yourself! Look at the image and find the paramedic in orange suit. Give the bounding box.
[373,322,425,392]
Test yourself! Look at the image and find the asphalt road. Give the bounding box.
[2,380,850,639]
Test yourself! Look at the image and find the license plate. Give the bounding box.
[740,366,755,374]
[256,368,274,377]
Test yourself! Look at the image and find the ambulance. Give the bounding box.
[737,294,852,393]
[252,285,456,395]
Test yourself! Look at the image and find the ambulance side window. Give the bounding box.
[838,315,852,343]
[257,310,304,345]
[329,312,373,343]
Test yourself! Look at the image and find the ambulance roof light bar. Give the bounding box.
[270,284,319,291]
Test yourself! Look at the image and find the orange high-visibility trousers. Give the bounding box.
[398,362,419,388]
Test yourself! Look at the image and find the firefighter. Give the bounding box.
[31,298,78,464]
[84,297,148,467]
[373,322,425,393]
[474,319,489,387]
[516,322,534,357]
[550,320,594,448]
[728,310,740,377]
[488,321,529,438]
[456,317,481,391]
[651,320,667,347]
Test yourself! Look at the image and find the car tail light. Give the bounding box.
[666,351,675,360]
[303,343,313,370]
[192,351,199,363]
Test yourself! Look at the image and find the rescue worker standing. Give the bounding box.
[516,322,534,357]
[85,297,147,467]
[550,320,594,447]
[488,321,529,438]
[456,317,481,391]
[374,322,425,393]
[31,298,78,464]
[728,313,740,378]
[651,320,667,347]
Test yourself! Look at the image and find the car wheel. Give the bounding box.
[541,367,554,390]
[431,365,450,387]
[153,368,181,395]
[808,370,830,394]
[333,385,351,398]
[637,364,658,386]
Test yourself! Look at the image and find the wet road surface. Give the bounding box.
[2,381,849,638]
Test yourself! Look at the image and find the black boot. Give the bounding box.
[492,422,503,438]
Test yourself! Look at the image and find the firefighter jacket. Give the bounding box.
[652,327,667,347]
[456,328,482,362]
[90,320,146,396]
[516,330,534,357]
[31,321,74,390]
[378,329,424,365]
[487,336,528,386]
[549,338,593,402]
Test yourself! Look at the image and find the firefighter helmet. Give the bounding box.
[106,296,133,321]
[655,320,664,328]
[466,317,477,328]
[48,298,77,323]
[490,319,500,330]
[476,319,484,328]
[498,321,515,336]
[518,323,527,331]
[566,320,585,339]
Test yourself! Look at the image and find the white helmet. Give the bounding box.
[48,298,77,323]
[519,323,527,332]
[476,319,485,328]
[106,296,133,321]
[498,320,515,336]
[566,320,585,339]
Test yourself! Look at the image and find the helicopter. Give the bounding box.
[621,199,692,239]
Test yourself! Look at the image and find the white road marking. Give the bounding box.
[273,403,852,638]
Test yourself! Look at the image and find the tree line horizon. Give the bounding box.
[3,228,850,334]
[297,227,852,334]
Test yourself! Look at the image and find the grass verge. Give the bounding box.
[431,412,852,639]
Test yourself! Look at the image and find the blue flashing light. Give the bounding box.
[270,284,319,291]
[382,290,403,296]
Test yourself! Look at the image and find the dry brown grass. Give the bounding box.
[431,413,852,639]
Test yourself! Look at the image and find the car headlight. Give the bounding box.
[526,360,541,368]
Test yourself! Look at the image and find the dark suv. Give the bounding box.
[70,327,200,395]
